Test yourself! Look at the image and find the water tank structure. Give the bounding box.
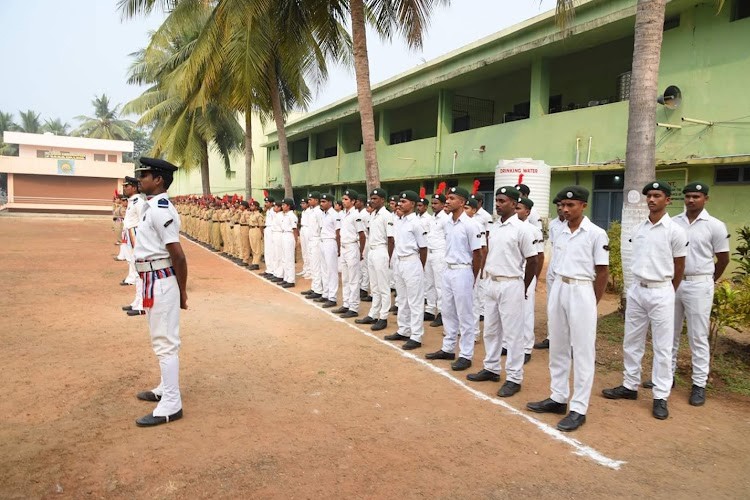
[494,158,552,219]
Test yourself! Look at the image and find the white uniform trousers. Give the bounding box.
[673,279,713,388]
[124,234,139,284]
[130,275,144,311]
[394,256,425,342]
[482,279,525,383]
[523,277,537,353]
[424,250,446,316]
[544,271,555,341]
[360,246,369,293]
[472,276,487,335]
[300,227,310,277]
[548,279,597,414]
[440,267,476,359]
[309,237,323,294]
[281,232,296,284]
[270,231,283,277]
[146,275,182,417]
[320,239,339,301]
[263,227,274,273]
[116,234,129,260]
[623,284,676,400]
[340,243,361,312]
[367,246,391,320]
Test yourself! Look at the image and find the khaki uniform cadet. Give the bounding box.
[113,199,124,245]
[384,190,428,351]
[238,201,251,265]
[131,157,187,427]
[316,193,341,307]
[356,194,371,299]
[515,197,545,361]
[425,187,483,369]
[416,197,435,322]
[218,205,228,252]
[424,193,448,326]
[231,205,242,260]
[302,192,325,298]
[260,197,277,277]
[279,198,299,287]
[332,189,366,318]
[299,198,312,279]
[210,205,222,250]
[515,183,544,229]
[355,188,393,331]
[603,180,687,421]
[527,186,609,432]
[468,186,537,397]
[247,201,263,269]
[670,182,730,406]
[535,197,565,350]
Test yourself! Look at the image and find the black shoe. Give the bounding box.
[135,409,183,427]
[239,262,248,266]
[360,289,368,298]
[602,385,638,400]
[127,309,146,316]
[260,272,270,278]
[384,332,410,341]
[526,398,568,414]
[425,350,455,360]
[271,277,285,283]
[653,399,669,420]
[534,338,550,349]
[389,305,398,313]
[301,289,314,295]
[424,312,436,321]
[501,347,507,356]
[322,300,337,308]
[340,310,358,319]
[402,339,422,350]
[281,282,295,288]
[250,264,260,270]
[362,295,373,302]
[689,385,706,406]
[307,293,322,300]
[371,319,388,331]
[355,316,376,325]
[524,353,531,364]
[313,296,328,302]
[332,306,349,314]
[479,315,484,322]
[122,305,133,311]
[497,381,521,398]
[136,391,161,402]
[467,369,500,382]
[451,357,472,371]
[557,411,586,432]
[430,313,443,327]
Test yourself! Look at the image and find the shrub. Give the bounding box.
[606,221,623,293]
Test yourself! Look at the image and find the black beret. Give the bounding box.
[343,189,359,199]
[399,190,419,202]
[370,188,387,199]
[282,197,295,207]
[123,176,139,186]
[299,198,308,204]
[320,193,334,201]
[495,186,522,201]
[556,186,589,203]
[465,199,479,209]
[418,197,429,205]
[357,193,368,202]
[515,183,531,196]
[642,180,672,196]
[240,201,249,207]
[518,197,534,209]
[447,186,470,199]
[432,194,446,203]
[469,194,484,203]
[389,195,399,202]
[682,182,709,195]
[552,195,561,204]
[307,191,321,200]
[264,196,275,203]
[136,157,178,174]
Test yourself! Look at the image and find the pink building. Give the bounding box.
[0,131,134,213]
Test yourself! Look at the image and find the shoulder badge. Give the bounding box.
[603,245,610,251]
[132,198,138,204]
[727,234,731,239]
[164,219,173,228]
[477,234,482,238]
[158,198,169,208]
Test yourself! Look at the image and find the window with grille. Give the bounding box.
[452,95,495,132]
[715,165,750,183]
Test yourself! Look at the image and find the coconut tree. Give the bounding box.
[73,94,135,140]
[0,111,19,156]
[17,110,43,134]
[42,118,71,136]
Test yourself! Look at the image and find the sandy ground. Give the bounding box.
[1,216,749,499]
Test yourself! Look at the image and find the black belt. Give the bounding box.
[240,224,249,226]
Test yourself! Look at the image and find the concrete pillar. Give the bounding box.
[379,110,390,145]
[435,90,453,174]
[308,134,317,161]
[530,57,550,118]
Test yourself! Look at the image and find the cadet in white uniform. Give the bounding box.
[298,198,311,278]
[384,191,427,350]
[527,186,609,432]
[515,197,545,361]
[515,183,543,230]
[355,194,371,299]
[468,186,537,397]
[355,189,393,331]
[268,202,284,281]
[302,192,324,300]
[316,193,341,308]
[603,181,687,421]
[470,195,492,329]
[260,196,276,279]
[670,182,729,406]
[279,198,299,288]
[333,189,366,318]
[535,197,565,350]
[416,196,435,321]
[425,187,483,369]
[424,193,448,327]
[120,176,147,316]
[132,158,187,427]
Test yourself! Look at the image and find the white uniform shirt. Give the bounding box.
[300,207,310,231]
[339,207,365,244]
[359,208,371,236]
[417,211,433,236]
[320,207,340,240]
[369,206,391,247]
[673,209,730,276]
[264,207,275,230]
[548,217,565,245]
[271,209,283,232]
[308,205,323,238]
[553,217,610,281]
[394,212,427,257]
[485,214,537,278]
[281,210,298,233]
[528,207,543,229]
[134,193,181,261]
[630,213,688,282]
[124,193,146,229]
[474,206,492,234]
[427,210,449,252]
[443,211,483,265]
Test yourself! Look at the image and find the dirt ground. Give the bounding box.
[1,216,749,499]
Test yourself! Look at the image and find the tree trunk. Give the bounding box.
[200,140,211,195]
[244,109,253,200]
[350,0,381,194]
[268,64,293,198]
[620,0,667,293]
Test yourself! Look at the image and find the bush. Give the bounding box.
[732,225,750,280]
[606,221,623,293]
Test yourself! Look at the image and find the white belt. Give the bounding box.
[398,254,419,261]
[684,275,713,282]
[561,276,593,286]
[639,280,671,288]
[447,263,471,269]
[369,243,387,250]
[342,241,358,245]
[136,258,172,272]
[487,274,521,282]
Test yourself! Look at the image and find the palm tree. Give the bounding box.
[42,118,71,136]
[73,94,135,140]
[0,111,19,156]
[17,110,42,134]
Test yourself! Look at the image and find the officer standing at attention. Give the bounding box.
[416,196,435,322]
[298,198,311,279]
[534,197,565,350]
[317,193,341,308]
[527,186,609,432]
[384,191,428,350]
[279,198,299,288]
[121,176,145,287]
[333,189,366,318]
[424,192,448,327]
[425,187,483,369]
[603,181,687,420]
[467,186,537,396]
[247,201,264,270]
[355,188,393,331]
[260,196,276,278]
[132,157,187,427]
[355,194,371,300]
[469,193,491,327]
[238,201,251,266]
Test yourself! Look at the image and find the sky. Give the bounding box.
[0,0,558,129]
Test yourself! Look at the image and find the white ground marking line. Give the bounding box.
[181,235,626,470]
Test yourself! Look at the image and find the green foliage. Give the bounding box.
[732,226,750,279]
[73,94,135,140]
[606,220,623,293]
[0,110,19,156]
[42,118,71,136]
[17,109,42,134]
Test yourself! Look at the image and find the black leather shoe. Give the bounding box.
[260,272,270,278]
[451,357,472,371]
[402,339,422,350]
[425,350,455,360]
[526,398,568,414]
[500,347,507,356]
[479,315,484,322]
[384,332,410,341]
[557,411,586,432]
[135,409,183,427]
[301,289,314,295]
[331,306,349,314]
[424,312,436,321]
[371,319,388,331]
[689,385,706,406]
[313,296,328,302]
[467,369,500,382]
[534,338,550,349]
[362,295,373,302]
[430,313,443,327]
[355,316,376,325]
[524,353,531,364]
[281,282,295,288]
[307,293,322,300]
[497,381,521,397]
[322,300,337,308]
[653,399,669,420]
[127,309,146,316]
[602,385,638,400]
[122,305,133,311]
[136,391,161,402]
[340,310,358,319]
[360,289,368,298]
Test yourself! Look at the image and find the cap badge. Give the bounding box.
[653,182,659,188]
[696,184,702,190]
[500,188,506,194]
[566,192,573,198]
[450,187,456,192]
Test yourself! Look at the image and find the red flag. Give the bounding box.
[419,187,426,199]
[517,174,524,185]
[472,179,481,195]
[263,189,269,198]
[436,182,447,195]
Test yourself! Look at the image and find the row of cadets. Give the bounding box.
[301,192,325,299]
[331,189,366,317]
[120,176,147,317]
[316,193,341,307]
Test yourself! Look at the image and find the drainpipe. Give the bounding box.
[586,137,592,165]
[575,138,580,166]
[452,151,458,175]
